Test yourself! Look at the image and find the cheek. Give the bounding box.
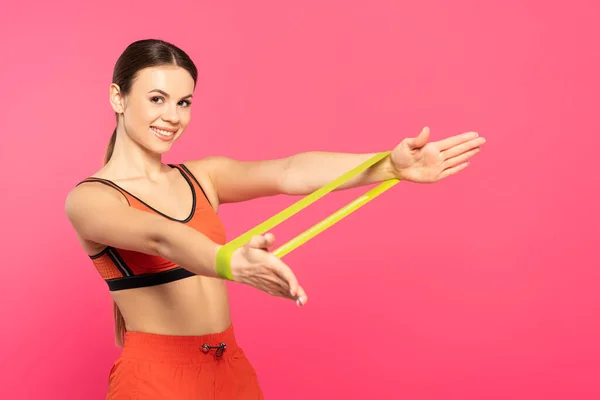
[140,104,161,125]
[181,111,192,126]
[123,105,155,137]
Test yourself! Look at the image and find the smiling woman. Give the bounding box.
[64,38,484,400]
[108,65,195,155]
[66,39,270,399]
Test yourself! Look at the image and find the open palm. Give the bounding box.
[391,127,486,183]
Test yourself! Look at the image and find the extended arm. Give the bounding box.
[193,127,485,205]
[192,151,394,204]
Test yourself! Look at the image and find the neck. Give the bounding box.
[105,127,165,182]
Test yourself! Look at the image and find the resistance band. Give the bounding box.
[215,151,401,280]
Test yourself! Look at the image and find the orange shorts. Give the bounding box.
[106,324,264,399]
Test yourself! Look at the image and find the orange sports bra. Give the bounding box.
[77,164,226,291]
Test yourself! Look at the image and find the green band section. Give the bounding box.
[272,177,400,258]
[215,151,394,280]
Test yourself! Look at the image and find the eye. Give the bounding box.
[150,96,164,104]
[179,100,192,108]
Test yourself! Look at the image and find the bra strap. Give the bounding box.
[76,178,132,206]
[171,164,212,208]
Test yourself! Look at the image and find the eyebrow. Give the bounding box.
[148,89,193,100]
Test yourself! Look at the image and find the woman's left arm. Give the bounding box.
[190,127,485,205]
[279,151,396,195]
[187,151,390,205]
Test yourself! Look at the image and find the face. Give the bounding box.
[110,66,195,155]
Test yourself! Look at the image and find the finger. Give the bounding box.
[262,232,276,249]
[434,131,479,151]
[440,161,470,179]
[266,277,290,298]
[265,255,307,305]
[266,271,293,298]
[294,285,308,307]
[441,137,485,160]
[268,256,300,298]
[247,233,275,250]
[406,126,430,149]
[443,148,480,169]
[262,269,306,305]
[246,270,289,298]
[247,235,263,248]
[260,273,295,301]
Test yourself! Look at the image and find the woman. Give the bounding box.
[65,39,485,399]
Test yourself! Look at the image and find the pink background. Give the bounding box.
[2,1,599,399]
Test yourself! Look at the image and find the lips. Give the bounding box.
[150,126,177,141]
[151,126,177,135]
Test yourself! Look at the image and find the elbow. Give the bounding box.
[279,157,309,196]
[145,218,174,258]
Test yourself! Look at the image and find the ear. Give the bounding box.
[109,83,125,114]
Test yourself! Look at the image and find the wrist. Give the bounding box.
[386,153,403,180]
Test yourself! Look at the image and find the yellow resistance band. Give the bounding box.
[215,151,400,280]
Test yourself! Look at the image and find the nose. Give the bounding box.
[162,103,180,124]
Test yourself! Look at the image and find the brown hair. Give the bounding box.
[105,39,198,346]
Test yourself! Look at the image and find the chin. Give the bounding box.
[153,140,177,154]
[137,137,173,157]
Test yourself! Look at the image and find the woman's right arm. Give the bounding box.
[64,184,307,305]
[65,183,222,278]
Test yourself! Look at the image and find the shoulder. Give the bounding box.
[65,179,128,223]
[179,157,227,211]
[183,156,234,172]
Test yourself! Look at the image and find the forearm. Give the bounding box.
[280,151,396,195]
[153,219,222,279]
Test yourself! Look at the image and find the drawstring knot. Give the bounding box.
[201,342,227,358]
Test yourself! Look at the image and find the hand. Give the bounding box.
[390,127,486,183]
[230,233,307,307]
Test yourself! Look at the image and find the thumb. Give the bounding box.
[407,126,430,149]
[247,233,275,250]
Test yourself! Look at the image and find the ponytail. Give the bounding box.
[104,128,117,165]
[114,301,126,347]
[104,126,127,347]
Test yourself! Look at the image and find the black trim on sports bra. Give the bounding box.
[106,267,196,291]
[79,165,198,223]
[77,179,131,206]
[177,163,213,209]
[89,247,109,259]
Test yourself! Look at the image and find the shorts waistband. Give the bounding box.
[121,324,239,364]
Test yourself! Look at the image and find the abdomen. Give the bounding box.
[112,275,232,336]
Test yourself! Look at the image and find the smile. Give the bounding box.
[151,126,177,137]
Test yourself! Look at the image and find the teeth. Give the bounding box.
[151,127,175,136]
